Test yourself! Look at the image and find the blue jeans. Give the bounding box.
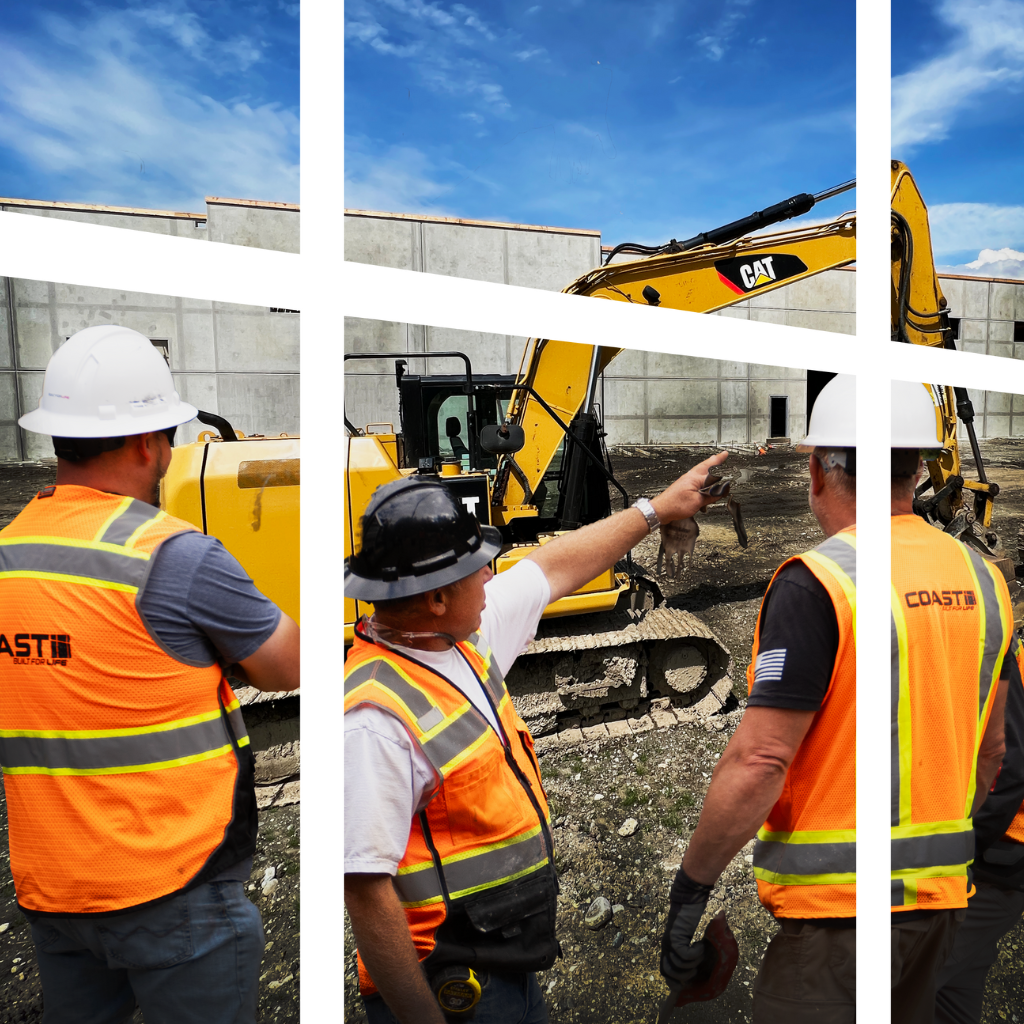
[363,971,549,1024]
[28,880,265,1024]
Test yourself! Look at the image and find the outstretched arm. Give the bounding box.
[528,450,729,603]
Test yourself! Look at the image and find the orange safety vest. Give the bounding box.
[891,514,1013,912]
[344,623,558,996]
[748,527,857,918]
[0,485,254,915]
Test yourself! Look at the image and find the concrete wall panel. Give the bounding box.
[214,311,299,373]
[961,280,990,320]
[602,379,646,418]
[344,217,418,270]
[648,380,717,418]
[178,314,217,373]
[604,418,645,446]
[721,381,748,416]
[426,328,508,374]
[14,307,55,370]
[991,283,1017,322]
[506,231,601,290]
[216,373,300,438]
[422,223,506,282]
[207,206,299,254]
[649,417,718,445]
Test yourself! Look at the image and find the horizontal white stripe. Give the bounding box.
[754,649,787,683]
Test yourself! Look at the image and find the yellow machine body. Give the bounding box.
[342,432,628,643]
[163,434,301,624]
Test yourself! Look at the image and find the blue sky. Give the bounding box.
[345,0,855,248]
[892,0,1024,275]
[0,1,299,212]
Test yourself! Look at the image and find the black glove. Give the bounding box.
[660,866,713,988]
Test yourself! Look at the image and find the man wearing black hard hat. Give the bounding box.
[344,453,729,1024]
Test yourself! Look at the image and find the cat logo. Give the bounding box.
[715,253,809,295]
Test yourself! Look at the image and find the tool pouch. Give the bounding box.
[424,870,559,976]
[975,839,1024,891]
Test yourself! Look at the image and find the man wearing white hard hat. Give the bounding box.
[889,380,1017,1024]
[660,373,857,1022]
[0,325,299,1024]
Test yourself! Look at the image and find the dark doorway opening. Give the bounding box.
[769,395,789,438]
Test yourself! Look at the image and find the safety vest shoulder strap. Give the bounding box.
[345,640,496,779]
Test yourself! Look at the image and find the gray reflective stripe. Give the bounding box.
[0,542,149,588]
[100,500,162,545]
[225,704,249,743]
[966,547,1005,719]
[420,708,489,773]
[395,830,548,905]
[465,635,506,706]
[753,838,856,877]
[344,659,436,722]
[891,830,974,872]
[815,534,857,584]
[891,608,901,828]
[892,879,905,906]
[0,715,231,771]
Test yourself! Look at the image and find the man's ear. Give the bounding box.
[423,587,448,619]
[808,454,827,496]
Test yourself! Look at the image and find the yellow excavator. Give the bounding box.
[891,160,1014,580]
[344,181,856,735]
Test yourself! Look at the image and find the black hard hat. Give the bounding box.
[345,476,502,601]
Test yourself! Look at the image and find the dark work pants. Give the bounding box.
[934,882,1024,1024]
[892,908,964,1024]
[752,919,856,1024]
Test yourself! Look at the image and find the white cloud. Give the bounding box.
[938,247,1024,278]
[892,0,1024,150]
[0,9,297,209]
[928,201,1024,255]
[346,0,517,119]
[695,0,754,61]
[345,142,457,215]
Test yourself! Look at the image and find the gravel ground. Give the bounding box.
[343,440,1024,1023]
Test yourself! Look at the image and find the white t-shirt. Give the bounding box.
[344,558,551,875]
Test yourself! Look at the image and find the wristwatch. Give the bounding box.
[633,497,661,534]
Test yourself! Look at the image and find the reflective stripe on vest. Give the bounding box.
[750,529,856,910]
[890,520,1011,908]
[1002,636,1024,843]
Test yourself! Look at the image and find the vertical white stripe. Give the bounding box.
[858,0,891,1018]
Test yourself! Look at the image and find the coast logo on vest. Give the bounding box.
[903,590,977,610]
[1,632,72,665]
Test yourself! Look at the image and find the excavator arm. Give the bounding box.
[890,160,1005,568]
[496,204,856,510]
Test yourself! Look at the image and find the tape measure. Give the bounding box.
[431,966,482,1015]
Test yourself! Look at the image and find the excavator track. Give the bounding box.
[505,604,734,745]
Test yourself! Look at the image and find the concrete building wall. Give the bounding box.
[343,209,853,445]
[938,274,1024,440]
[0,197,300,461]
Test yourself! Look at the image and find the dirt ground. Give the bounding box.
[340,439,1024,1024]
[0,462,300,1023]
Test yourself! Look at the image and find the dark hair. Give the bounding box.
[52,426,176,463]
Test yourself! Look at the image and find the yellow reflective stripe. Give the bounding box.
[0,535,151,561]
[957,548,998,819]
[439,725,491,776]
[447,857,550,902]
[0,570,137,593]
[2,742,235,776]
[0,707,226,741]
[891,585,914,827]
[419,700,470,744]
[124,510,167,551]
[805,535,857,640]
[756,827,856,844]
[345,677,424,730]
[438,824,545,867]
[891,863,968,880]
[92,496,134,543]
[903,878,918,906]
[891,818,970,840]
[752,868,857,886]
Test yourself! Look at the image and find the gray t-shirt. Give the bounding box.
[139,530,282,882]
[139,531,282,666]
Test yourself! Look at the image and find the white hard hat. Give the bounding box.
[891,380,942,449]
[797,373,855,450]
[19,325,198,438]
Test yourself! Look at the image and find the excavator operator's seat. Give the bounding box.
[445,416,469,461]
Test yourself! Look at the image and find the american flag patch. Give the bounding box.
[754,649,787,684]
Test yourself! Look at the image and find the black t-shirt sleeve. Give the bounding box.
[745,560,840,712]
